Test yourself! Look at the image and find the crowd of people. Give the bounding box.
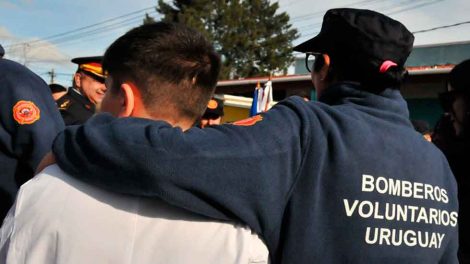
[0,7,468,264]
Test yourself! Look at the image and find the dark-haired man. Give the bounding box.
[40,9,458,263]
[0,23,268,263]
[56,56,106,125]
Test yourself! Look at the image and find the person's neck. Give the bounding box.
[131,109,194,132]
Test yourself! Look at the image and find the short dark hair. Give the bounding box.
[103,22,221,120]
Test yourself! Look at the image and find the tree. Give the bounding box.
[145,0,298,79]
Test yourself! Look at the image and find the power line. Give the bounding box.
[5,9,158,60]
[26,59,70,63]
[40,72,72,76]
[286,0,384,12]
[289,0,389,23]
[412,20,470,34]
[5,5,156,48]
[295,0,423,32]
[297,0,445,40]
[293,0,409,36]
[282,0,392,39]
[39,11,158,47]
[386,0,444,16]
[6,9,160,66]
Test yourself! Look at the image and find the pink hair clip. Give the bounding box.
[379,60,398,73]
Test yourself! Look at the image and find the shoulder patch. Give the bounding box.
[13,100,41,125]
[232,115,263,126]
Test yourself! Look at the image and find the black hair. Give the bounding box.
[102,22,221,120]
[318,51,408,93]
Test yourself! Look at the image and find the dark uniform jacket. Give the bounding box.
[0,58,64,219]
[53,82,459,263]
[56,89,95,125]
[433,115,470,263]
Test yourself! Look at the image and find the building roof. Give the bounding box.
[217,41,470,90]
[406,40,470,67]
[293,41,470,75]
[218,75,310,87]
[216,66,452,88]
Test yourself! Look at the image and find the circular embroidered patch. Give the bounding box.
[207,99,218,109]
[13,100,41,125]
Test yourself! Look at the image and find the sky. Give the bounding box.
[1,0,470,85]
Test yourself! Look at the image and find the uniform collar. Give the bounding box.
[319,81,410,119]
[68,87,95,109]
[71,88,83,96]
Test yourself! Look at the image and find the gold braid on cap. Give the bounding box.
[79,62,105,78]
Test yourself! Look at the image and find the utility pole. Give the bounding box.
[47,69,56,84]
[22,43,30,66]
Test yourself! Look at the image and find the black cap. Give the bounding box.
[71,56,103,65]
[0,44,5,58]
[448,59,470,93]
[203,97,224,118]
[293,8,414,67]
[49,83,67,93]
[438,59,470,111]
[71,56,105,79]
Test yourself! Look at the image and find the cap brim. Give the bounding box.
[293,35,326,53]
[71,56,103,64]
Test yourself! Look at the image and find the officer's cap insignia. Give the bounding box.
[13,100,41,125]
[232,115,263,126]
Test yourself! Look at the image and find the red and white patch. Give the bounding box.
[13,100,40,125]
[232,115,263,126]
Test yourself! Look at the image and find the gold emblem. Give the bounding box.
[59,100,71,110]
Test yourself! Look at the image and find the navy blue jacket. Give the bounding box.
[53,82,459,263]
[0,58,65,219]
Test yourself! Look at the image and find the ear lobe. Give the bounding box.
[119,83,135,117]
[323,54,330,67]
[74,73,82,87]
[320,54,331,81]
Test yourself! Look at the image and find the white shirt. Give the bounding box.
[0,165,268,264]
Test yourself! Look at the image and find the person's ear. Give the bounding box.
[118,82,135,117]
[319,54,331,81]
[73,73,82,87]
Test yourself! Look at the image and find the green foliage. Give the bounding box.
[145,0,298,79]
